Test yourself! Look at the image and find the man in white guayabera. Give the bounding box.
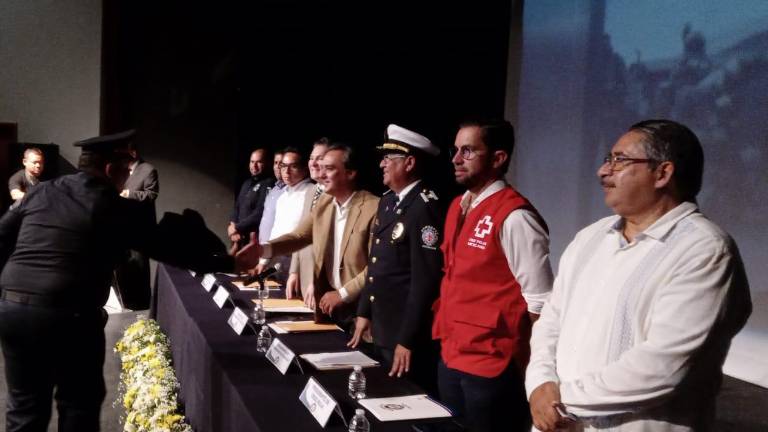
[526,119,752,432]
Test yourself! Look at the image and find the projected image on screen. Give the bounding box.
[601,1,768,231]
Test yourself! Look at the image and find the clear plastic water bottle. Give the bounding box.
[348,365,367,400]
[251,300,266,325]
[256,326,272,353]
[348,409,370,432]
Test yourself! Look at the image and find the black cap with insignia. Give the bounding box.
[74,129,136,156]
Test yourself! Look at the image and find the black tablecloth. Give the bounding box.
[155,263,443,432]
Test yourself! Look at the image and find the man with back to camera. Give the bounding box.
[240,143,379,328]
[9,148,45,202]
[286,138,330,308]
[431,118,554,432]
[228,148,274,249]
[0,130,261,432]
[526,120,751,432]
[348,124,444,396]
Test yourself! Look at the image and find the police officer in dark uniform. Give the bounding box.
[349,124,445,395]
[0,130,258,432]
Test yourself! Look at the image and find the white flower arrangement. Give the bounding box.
[115,318,193,432]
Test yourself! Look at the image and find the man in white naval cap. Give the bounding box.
[349,124,445,396]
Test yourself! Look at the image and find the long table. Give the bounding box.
[154,263,445,432]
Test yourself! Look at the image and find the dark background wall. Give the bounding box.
[101,0,517,237]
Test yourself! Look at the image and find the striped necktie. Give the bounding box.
[311,184,323,210]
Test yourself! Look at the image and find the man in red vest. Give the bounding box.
[432,118,554,432]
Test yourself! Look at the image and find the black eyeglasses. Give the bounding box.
[279,163,302,170]
[602,154,657,171]
[449,146,484,160]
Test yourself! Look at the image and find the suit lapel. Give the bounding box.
[340,192,363,259]
[315,196,335,273]
[375,193,397,234]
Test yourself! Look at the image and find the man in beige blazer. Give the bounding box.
[250,143,379,325]
[286,138,330,308]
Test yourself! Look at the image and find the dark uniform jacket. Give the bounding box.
[0,172,230,310]
[231,174,275,237]
[357,183,445,350]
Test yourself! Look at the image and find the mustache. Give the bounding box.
[600,180,615,188]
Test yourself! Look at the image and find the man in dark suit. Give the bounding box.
[348,124,445,395]
[115,140,159,310]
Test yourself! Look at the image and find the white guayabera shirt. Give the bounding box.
[526,202,751,431]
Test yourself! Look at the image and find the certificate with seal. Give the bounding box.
[358,394,452,421]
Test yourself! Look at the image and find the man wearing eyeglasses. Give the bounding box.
[241,143,379,328]
[348,124,444,396]
[254,147,312,281]
[286,138,330,308]
[526,120,751,432]
[432,118,554,432]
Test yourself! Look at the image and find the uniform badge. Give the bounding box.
[252,183,261,192]
[391,222,405,241]
[420,190,439,202]
[421,226,439,249]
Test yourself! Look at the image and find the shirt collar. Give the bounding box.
[334,191,356,216]
[607,201,699,242]
[397,180,421,203]
[24,171,38,184]
[285,177,311,192]
[460,179,506,213]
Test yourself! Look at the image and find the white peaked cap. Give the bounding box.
[378,124,440,156]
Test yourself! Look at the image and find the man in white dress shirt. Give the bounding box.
[431,118,554,432]
[526,119,752,432]
[256,147,312,281]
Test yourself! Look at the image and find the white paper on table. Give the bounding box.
[265,306,314,313]
[268,323,289,334]
[358,394,452,422]
[299,351,379,370]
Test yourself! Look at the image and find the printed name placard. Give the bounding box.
[201,273,217,291]
[227,307,250,335]
[265,338,296,375]
[299,377,345,427]
[213,286,230,308]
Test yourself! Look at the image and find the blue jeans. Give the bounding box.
[437,359,531,432]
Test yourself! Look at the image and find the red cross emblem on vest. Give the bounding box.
[473,215,494,239]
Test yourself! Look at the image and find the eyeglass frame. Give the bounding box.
[279,162,303,170]
[449,145,485,161]
[601,154,659,171]
[381,153,408,163]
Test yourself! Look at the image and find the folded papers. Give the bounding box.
[268,320,342,334]
[299,351,379,370]
[358,394,452,421]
